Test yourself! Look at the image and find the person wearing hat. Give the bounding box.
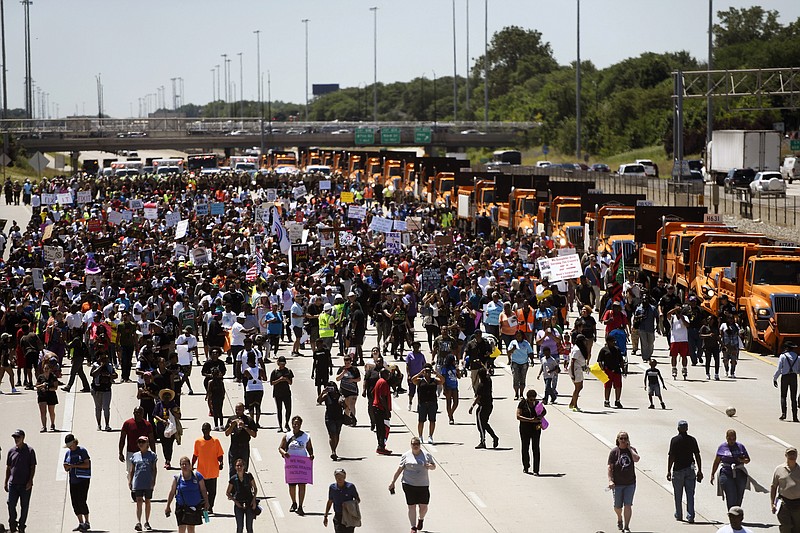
[318,303,336,352]
[324,468,360,533]
[331,293,348,358]
[63,434,92,531]
[773,341,800,422]
[667,420,703,523]
[6,429,36,533]
[771,446,800,531]
[716,506,752,533]
[153,388,180,469]
[128,435,158,532]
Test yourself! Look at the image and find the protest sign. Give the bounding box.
[340,192,354,204]
[191,247,210,266]
[393,219,407,232]
[57,193,73,205]
[175,220,189,239]
[319,180,331,190]
[211,202,225,216]
[44,245,65,263]
[386,232,402,254]
[107,211,123,226]
[547,254,582,282]
[284,456,313,485]
[165,212,181,228]
[195,203,209,216]
[129,199,144,210]
[422,268,442,294]
[292,184,307,199]
[266,189,277,202]
[369,216,394,233]
[76,190,92,204]
[41,193,55,205]
[347,205,367,220]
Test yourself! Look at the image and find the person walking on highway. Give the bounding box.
[644,359,667,409]
[710,429,751,511]
[517,389,546,475]
[192,423,224,514]
[608,431,640,533]
[771,446,800,532]
[411,364,443,445]
[716,506,753,533]
[63,434,92,532]
[568,334,589,412]
[667,420,703,523]
[632,294,657,362]
[278,416,314,516]
[700,315,722,381]
[6,429,36,533]
[719,315,742,379]
[598,335,626,409]
[226,458,257,533]
[35,361,59,432]
[469,367,499,449]
[583,256,603,312]
[388,437,436,533]
[90,351,117,431]
[773,341,800,422]
[323,468,360,533]
[128,435,158,532]
[667,305,691,380]
[165,456,209,533]
[508,330,534,401]
[225,403,258,478]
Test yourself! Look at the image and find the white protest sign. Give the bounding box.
[165,212,181,228]
[319,180,331,190]
[143,206,159,220]
[175,219,189,239]
[348,205,367,220]
[537,257,551,280]
[266,189,277,202]
[31,195,40,208]
[385,232,402,254]
[393,219,407,232]
[369,216,394,233]
[319,234,335,249]
[339,233,356,247]
[31,268,44,290]
[43,245,65,263]
[191,247,210,266]
[547,254,583,282]
[292,184,307,199]
[174,243,188,259]
[518,248,529,262]
[406,217,422,232]
[287,222,304,244]
[57,193,73,205]
[129,199,144,210]
[77,190,92,204]
[41,193,55,205]
[107,211,124,225]
[121,210,133,222]
[558,247,577,256]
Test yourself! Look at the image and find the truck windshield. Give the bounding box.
[389,167,402,177]
[440,180,454,192]
[752,260,800,285]
[703,246,745,268]
[557,206,581,223]
[481,190,495,205]
[602,218,635,237]
[520,199,537,215]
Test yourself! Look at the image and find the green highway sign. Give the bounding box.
[354,128,375,145]
[380,127,401,145]
[414,127,432,144]
[790,139,800,151]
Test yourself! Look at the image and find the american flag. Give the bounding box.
[246,248,263,282]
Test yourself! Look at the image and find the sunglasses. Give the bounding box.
[619,437,629,441]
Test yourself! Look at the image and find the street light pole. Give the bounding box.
[21,0,32,119]
[707,0,713,146]
[465,0,469,112]
[370,7,378,122]
[237,51,243,116]
[484,0,488,126]
[215,65,220,105]
[452,0,457,122]
[302,18,310,122]
[221,54,228,103]
[433,70,437,126]
[255,29,265,160]
[575,0,581,160]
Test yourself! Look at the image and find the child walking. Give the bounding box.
[643,359,667,409]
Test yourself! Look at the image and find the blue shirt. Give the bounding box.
[264,311,283,336]
[130,450,158,490]
[508,340,534,364]
[484,301,503,326]
[328,481,359,516]
[175,471,205,507]
[609,328,628,358]
[64,446,91,483]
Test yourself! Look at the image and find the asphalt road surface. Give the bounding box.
[0,202,791,533]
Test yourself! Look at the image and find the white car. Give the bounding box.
[749,171,786,197]
[635,159,658,177]
[781,156,798,184]
[535,160,551,168]
[618,164,647,177]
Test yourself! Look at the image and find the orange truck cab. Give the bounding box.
[640,222,729,285]
[497,189,538,233]
[426,172,455,207]
[542,196,580,243]
[365,157,382,184]
[594,206,636,260]
[733,250,800,353]
[668,228,739,301]
[382,159,404,190]
[348,155,364,180]
[692,234,773,315]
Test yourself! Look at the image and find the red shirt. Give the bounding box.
[602,310,627,335]
[372,378,391,412]
[121,418,153,453]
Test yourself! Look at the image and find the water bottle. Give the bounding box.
[203,510,210,523]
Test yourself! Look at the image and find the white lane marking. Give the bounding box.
[55,389,77,481]
[593,433,613,448]
[251,448,262,462]
[769,435,794,449]
[467,491,487,508]
[693,394,715,406]
[270,499,285,518]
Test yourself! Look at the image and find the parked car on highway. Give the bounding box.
[781,156,798,184]
[617,163,647,177]
[749,171,787,197]
[636,159,658,177]
[723,168,756,192]
[590,163,610,172]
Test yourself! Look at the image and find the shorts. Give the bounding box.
[603,370,622,390]
[570,364,584,383]
[37,390,58,406]
[612,483,636,508]
[132,489,154,500]
[340,386,359,398]
[24,352,37,369]
[670,341,689,359]
[417,401,438,423]
[244,390,264,407]
[647,383,661,396]
[402,483,431,505]
[325,419,343,437]
[292,327,304,340]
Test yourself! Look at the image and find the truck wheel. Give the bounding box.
[742,324,756,352]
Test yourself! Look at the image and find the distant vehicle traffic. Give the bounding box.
[781,156,798,184]
[749,171,787,197]
[723,168,756,192]
[590,163,610,172]
[617,164,646,177]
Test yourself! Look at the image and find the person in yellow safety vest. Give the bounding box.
[331,294,348,358]
[318,302,336,351]
[441,211,454,228]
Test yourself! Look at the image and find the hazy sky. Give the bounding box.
[4,0,799,118]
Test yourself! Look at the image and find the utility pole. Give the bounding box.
[575,0,582,160]
[215,65,220,105]
[370,7,378,122]
[95,74,103,119]
[707,0,713,146]
[237,51,243,116]
[484,0,488,126]
[465,0,469,112]
[178,77,184,108]
[211,69,215,101]
[433,70,437,126]
[302,18,310,122]
[452,0,457,122]
[21,0,32,119]
[221,54,228,102]
[171,77,177,110]
[255,30,265,159]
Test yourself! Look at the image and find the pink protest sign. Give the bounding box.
[284,456,314,485]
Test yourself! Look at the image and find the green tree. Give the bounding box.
[714,6,780,48]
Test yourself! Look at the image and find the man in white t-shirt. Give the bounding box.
[230,313,256,383]
[667,305,690,380]
[176,326,198,394]
[716,506,752,533]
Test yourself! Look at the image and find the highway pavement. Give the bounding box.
[0,202,792,532]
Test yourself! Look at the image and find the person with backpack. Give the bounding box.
[719,315,742,379]
[165,456,209,533]
[633,294,657,362]
[773,341,800,422]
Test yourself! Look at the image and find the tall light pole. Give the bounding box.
[451,0,457,122]
[215,64,220,104]
[254,30,262,104]
[21,0,32,119]
[483,0,488,126]
[370,7,378,122]
[221,54,228,102]
[302,18,310,122]
[707,0,713,147]
[237,51,243,115]
[255,29,265,158]
[211,69,216,101]
[465,0,469,112]
[575,0,581,159]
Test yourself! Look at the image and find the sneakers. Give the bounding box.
[615,401,623,409]
[105,426,112,432]
[648,404,655,409]
[714,374,720,381]
[661,402,666,409]
[475,442,486,449]
[376,447,392,455]
[426,436,434,445]
[603,401,611,408]
[296,506,305,516]
[144,523,152,531]
[134,524,142,532]
[706,374,711,380]
[492,436,499,449]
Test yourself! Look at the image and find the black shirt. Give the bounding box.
[668,432,700,471]
[598,344,624,374]
[475,378,493,406]
[202,359,227,378]
[466,338,491,370]
[269,367,294,398]
[227,415,257,448]
[417,377,438,403]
